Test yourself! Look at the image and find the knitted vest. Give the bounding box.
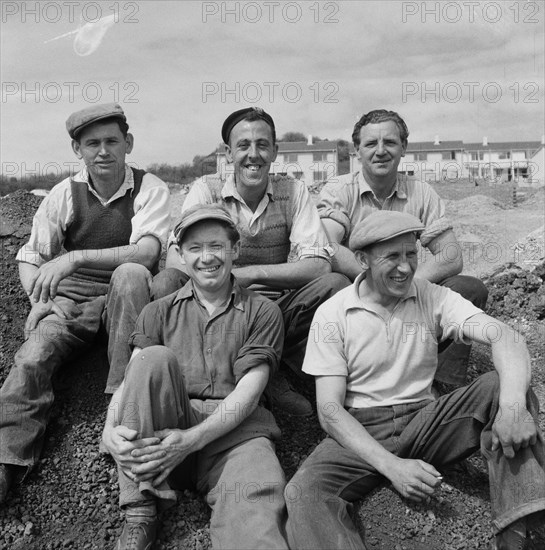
[205,175,296,266]
[64,168,145,284]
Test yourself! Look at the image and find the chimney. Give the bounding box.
[541,135,545,145]
[483,136,488,146]
[434,135,440,145]
[307,134,313,146]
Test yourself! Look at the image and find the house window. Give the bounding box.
[284,153,298,162]
[313,170,327,182]
[471,152,484,161]
[414,153,427,161]
[442,151,456,160]
[313,152,328,162]
[498,152,511,160]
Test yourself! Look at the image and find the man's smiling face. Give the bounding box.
[226,119,278,194]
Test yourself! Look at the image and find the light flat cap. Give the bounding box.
[221,107,275,144]
[349,211,424,251]
[173,204,239,245]
[66,103,126,139]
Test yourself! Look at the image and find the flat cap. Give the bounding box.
[173,204,239,245]
[349,211,424,251]
[66,103,126,139]
[221,107,275,144]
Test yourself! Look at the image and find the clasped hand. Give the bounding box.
[104,426,194,487]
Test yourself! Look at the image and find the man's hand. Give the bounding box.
[387,458,443,503]
[492,404,540,459]
[102,425,162,480]
[29,254,79,303]
[24,299,69,337]
[130,428,197,487]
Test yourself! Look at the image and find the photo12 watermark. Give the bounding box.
[201,1,340,24]
[1,81,140,104]
[401,2,541,24]
[202,81,340,104]
[401,82,541,104]
[1,2,140,23]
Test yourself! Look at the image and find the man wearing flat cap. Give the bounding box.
[286,210,545,550]
[154,106,349,416]
[0,103,170,503]
[102,204,289,550]
[318,109,488,388]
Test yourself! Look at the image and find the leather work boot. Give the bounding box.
[0,464,15,504]
[270,374,313,417]
[491,518,527,550]
[116,516,158,550]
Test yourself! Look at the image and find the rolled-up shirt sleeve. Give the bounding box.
[16,179,72,267]
[129,302,164,350]
[289,181,332,262]
[418,186,453,247]
[233,300,284,383]
[317,180,352,243]
[131,173,171,249]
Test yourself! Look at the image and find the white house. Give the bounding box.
[463,139,543,185]
[216,136,339,185]
[348,137,545,186]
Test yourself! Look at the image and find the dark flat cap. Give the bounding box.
[174,204,239,245]
[221,107,276,144]
[66,103,126,139]
[349,211,425,251]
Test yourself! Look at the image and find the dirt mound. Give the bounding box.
[445,194,508,218]
[484,261,545,320]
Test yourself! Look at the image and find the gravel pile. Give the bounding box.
[1,191,544,549]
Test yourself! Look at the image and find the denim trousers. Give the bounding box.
[435,274,489,386]
[285,372,545,550]
[151,268,350,374]
[0,263,152,470]
[115,346,289,550]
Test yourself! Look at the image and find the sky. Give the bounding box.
[1,0,544,177]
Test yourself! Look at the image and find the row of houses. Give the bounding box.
[216,136,545,187]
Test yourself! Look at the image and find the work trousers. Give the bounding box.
[285,372,545,549]
[435,274,489,385]
[0,263,152,469]
[151,268,350,373]
[116,346,289,550]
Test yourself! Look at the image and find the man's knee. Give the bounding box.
[124,345,177,384]
[110,263,151,292]
[313,273,351,299]
[151,268,187,300]
[441,275,488,309]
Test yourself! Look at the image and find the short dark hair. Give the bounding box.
[223,107,276,145]
[176,218,240,248]
[74,117,130,142]
[352,109,409,148]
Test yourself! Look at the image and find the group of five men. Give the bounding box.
[0,103,543,550]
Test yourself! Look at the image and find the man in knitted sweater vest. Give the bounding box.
[153,107,350,417]
[0,103,170,504]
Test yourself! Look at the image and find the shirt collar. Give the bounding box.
[357,170,408,201]
[172,276,245,311]
[223,173,275,202]
[73,164,134,205]
[345,271,417,312]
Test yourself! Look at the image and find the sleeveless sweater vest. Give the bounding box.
[205,175,296,266]
[64,168,145,284]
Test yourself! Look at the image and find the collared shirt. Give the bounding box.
[17,165,170,266]
[317,171,452,248]
[130,278,284,399]
[302,274,482,408]
[173,173,331,263]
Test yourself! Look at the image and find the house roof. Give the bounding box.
[405,141,464,152]
[217,141,338,154]
[464,141,542,153]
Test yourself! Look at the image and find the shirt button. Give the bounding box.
[206,348,211,353]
